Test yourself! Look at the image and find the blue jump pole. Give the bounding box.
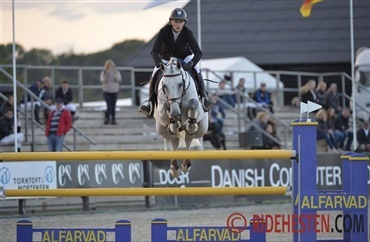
[292,119,318,242]
[16,220,33,242]
[151,218,168,242]
[115,219,132,242]
[346,153,368,241]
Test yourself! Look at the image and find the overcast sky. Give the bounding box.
[1,0,189,54]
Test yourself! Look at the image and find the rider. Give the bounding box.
[139,8,215,117]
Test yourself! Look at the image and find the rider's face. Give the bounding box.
[171,19,185,33]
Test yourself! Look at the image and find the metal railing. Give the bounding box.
[0,64,359,149]
[0,67,96,151]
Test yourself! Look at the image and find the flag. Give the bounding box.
[300,0,324,17]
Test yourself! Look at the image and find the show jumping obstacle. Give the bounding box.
[1,118,368,242]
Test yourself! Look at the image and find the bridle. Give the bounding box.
[160,71,190,108]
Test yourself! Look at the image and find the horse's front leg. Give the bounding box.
[186,98,199,135]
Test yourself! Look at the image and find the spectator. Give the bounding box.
[248,111,270,149]
[55,80,78,121]
[100,60,122,125]
[45,98,72,152]
[210,94,226,134]
[326,107,345,150]
[316,109,340,153]
[334,107,353,151]
[355,119,370,153]
[253,82,274,113]
[250,111,270,131]
[262,123,281,149]
[0,107,24,152]
[209,95,227,149]
[300,79,317,103]
[0,94,14,116]
[20,77,45,123]
[325,83,342,114]
[235,77,246,103]
[315,81,327,109]
[291,96,300,108]
[216,80,237,109]
[40,76,55,123]
[203,121,226,150]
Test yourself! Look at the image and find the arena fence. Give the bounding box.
[2,119,369,242]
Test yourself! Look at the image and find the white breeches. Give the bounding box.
[0,133,24,147]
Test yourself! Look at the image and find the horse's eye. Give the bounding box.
[179,83,183,88]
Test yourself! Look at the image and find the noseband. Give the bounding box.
[161,71,188,105]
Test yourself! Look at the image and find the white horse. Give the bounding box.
[153,58,208,177]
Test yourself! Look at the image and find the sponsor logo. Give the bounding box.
[94,164,107,185]
[77,164,90,186]
[129,163,141,184]
[0,167,11,185]
[44,165,55,183]
[112,163,124,184]
[58,165,72,186]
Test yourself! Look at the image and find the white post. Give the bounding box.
[197,0,201,49]
[350,0,357,150]
[12,0,18,152]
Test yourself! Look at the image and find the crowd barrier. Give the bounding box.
[3,119,369,242]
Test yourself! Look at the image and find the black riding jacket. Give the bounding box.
[151,25,202,66]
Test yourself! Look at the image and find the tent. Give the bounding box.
[200,56,284,92]
[139,56,284,103]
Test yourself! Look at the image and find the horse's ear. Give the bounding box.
[177,60,182,70]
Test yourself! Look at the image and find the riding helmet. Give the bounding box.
[169,8,188,21]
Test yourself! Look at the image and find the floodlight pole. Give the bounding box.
[350,0,357,150]
[12,0,19,152]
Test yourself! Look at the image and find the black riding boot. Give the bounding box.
[197,72,215,112]
[139,76,156,118]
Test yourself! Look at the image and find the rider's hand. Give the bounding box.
[183,62,193,71]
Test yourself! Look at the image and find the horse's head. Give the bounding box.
[160,58,186,122]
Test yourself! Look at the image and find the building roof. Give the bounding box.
[125,0,370,69]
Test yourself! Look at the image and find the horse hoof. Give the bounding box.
[170,165,180,178]
[186,123,198,134]
[181,161,192,174]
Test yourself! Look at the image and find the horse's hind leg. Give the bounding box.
[169,138,181,178]
[186,98,199,135]
[157,124,181,178]
[181,136,194,174]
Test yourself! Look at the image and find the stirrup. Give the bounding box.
[202,97,215,112]
[139,100,153,116]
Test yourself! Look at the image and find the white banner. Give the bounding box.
[0,161,57,189]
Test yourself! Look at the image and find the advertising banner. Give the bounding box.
[56,160,143,188]
[151,154,370,205]
[0,161,57,190]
